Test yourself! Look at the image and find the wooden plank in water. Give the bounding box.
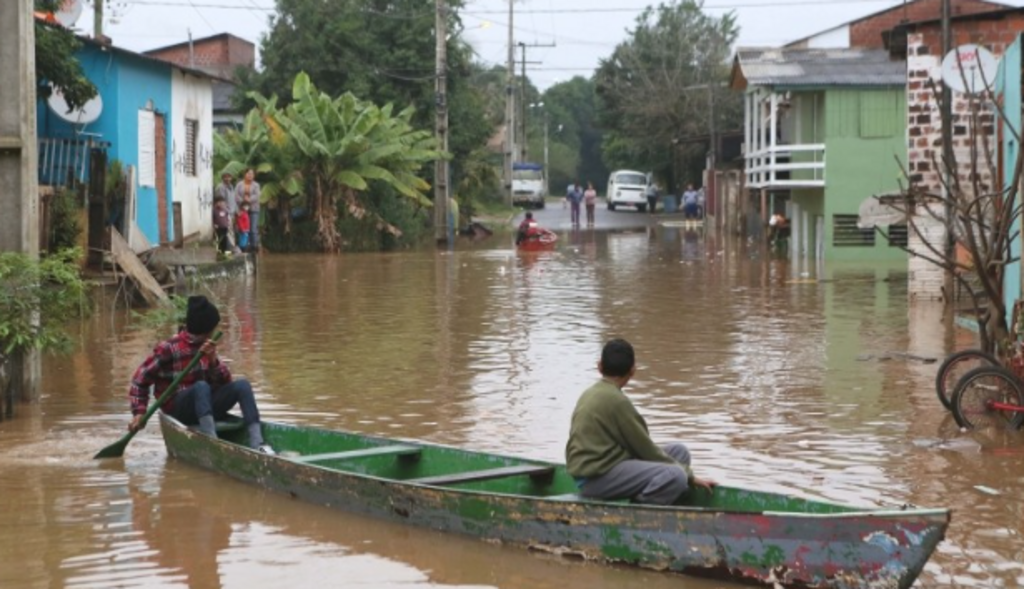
[292,445,422,463]
[109,227,169,307]
[410,464,554,486]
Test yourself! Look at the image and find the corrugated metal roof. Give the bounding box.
[733,47,905,88]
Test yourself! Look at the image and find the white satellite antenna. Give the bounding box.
[53,0,83,28]
[941,44,999,95]
[47,87,104,125]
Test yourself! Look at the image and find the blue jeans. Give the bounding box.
[169,379,261,426]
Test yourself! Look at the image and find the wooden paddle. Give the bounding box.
[94,330,223,459]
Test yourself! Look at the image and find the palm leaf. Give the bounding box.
[335,170,368,191]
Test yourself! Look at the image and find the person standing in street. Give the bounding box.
[645,181,659,214]
[215,172,238,252]
[682,184,701,219]
[236,202,252,252]
[566,181,583,226]
[584,181,597,227]
[235,169,261,252]
[212,197,232,256]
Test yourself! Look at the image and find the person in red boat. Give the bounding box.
[515,212,555,246]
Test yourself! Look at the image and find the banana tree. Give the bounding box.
[254,72,444,252]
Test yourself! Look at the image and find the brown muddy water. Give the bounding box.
[2,225,1023,588]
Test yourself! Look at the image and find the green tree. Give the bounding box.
[35,2,97,110]
[249,72,444,252]
[595,0,739,188]
[0,249,87,417]
[531,77,608,193]
[247,0,490,189]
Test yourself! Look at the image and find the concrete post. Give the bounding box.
[0,0,42,415]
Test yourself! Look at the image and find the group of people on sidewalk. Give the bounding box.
[565,181,598,226]
[213,169,262,256]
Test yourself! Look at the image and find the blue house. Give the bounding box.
[38,34,215,249]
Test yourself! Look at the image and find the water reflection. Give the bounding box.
[0,228,1021,587]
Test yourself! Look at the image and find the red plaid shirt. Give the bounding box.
[129,330,232,416]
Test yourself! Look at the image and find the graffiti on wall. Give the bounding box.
[198,188,214,213]
[170,138,214,177]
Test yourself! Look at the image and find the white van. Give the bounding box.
[606,169,649,211]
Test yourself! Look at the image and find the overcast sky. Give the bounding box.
[72,0,1024,90]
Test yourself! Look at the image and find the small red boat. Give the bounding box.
[517,231,557,250]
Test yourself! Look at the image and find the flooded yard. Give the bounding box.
[1,224,1022,588]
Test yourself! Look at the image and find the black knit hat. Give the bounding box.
[185,295,220,335]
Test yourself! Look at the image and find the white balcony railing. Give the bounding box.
[745,143,826,189]
[743,89,826,190]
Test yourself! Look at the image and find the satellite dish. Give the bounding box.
[47,87,103,125]
[941,44,999,95]
[53,0,83,27]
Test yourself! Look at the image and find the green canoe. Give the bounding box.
[159,413,950,588]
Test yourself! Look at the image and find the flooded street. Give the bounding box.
[2,220,1023,588]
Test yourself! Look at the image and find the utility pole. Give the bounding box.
[708,82,717,228]
[504,0,515,207]
[520,42,527,162]
[941,0,953,299]
[434,0,450,243]
[94,0,103,39]
[517,41,554,162]
[543,114,549,196]
[0,0,41,416]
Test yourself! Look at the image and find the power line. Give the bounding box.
[185,0,217,33]
[121,0,927,12]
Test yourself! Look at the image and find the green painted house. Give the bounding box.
[731,47,909,263]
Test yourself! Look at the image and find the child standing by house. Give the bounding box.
[212,197,232,256]
[236,202,251,252]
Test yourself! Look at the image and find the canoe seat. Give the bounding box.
[410,464,554,486]
[215,420,246,433]
[188,419,245,434]
[291,445,422,464]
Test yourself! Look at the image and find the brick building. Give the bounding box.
[144,33,255,79]
[888,8,1024,301]
[786,0,1006,49]
[145,33,256,129]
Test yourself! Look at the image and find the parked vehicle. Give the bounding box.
[512,162,546,209]
[606,169,649,211]
[160,412,951,589]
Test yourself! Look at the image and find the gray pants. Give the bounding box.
[579,443,691,505]
[249,210,259,249]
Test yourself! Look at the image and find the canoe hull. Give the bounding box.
[160,416,948,588]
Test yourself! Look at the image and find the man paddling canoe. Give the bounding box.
[127,295,276,455]
[566,338,715,504]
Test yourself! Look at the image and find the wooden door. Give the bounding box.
[154,112,168,244]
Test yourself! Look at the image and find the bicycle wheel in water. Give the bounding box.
[951,366,1024,431]
[935,349,998,410]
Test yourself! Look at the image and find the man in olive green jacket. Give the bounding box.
[566,338,715,504]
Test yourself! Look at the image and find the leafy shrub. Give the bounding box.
[47,187,82,253]
[0,249,87,358]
